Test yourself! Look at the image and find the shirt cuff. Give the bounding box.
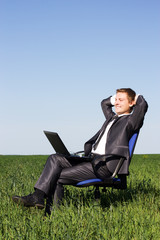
[110,95,116,105]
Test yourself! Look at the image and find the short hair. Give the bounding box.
[116,88,136,103]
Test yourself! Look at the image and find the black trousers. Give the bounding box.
[34,154,112,204]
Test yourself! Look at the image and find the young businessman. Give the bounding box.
[12,88,148,209]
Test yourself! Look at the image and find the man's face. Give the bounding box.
[114,92,133,115]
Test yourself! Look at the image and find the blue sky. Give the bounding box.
[1,0,160,155]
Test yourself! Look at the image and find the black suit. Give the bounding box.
[85,95,148,174]
[34,95,148,204]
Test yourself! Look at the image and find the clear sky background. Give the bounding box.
[1,0,160,155]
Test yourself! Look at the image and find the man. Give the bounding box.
[12,88,148,211]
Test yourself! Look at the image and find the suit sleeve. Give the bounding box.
[84,130,100,156]
[101,96,115,120]
[128,95,148,131]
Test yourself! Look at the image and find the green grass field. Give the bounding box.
[0,154,160,240]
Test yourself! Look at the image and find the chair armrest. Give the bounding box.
[75,151,84,155]
[111,156,125,178]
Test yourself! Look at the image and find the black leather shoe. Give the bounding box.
[12,193,44,209]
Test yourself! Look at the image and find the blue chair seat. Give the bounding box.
[76,177,121,187]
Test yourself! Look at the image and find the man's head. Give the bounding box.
[115,88,136,115]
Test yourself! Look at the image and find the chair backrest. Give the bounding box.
[110,131,139,178]
[129,132,139,158]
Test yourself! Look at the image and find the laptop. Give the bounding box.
[44,131,70,155]
[43,130,90,160]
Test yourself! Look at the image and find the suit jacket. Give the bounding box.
[84,95,148,175]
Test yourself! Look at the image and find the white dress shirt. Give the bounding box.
[91,113,131,155]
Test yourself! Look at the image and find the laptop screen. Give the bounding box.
[44,131,70,155]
